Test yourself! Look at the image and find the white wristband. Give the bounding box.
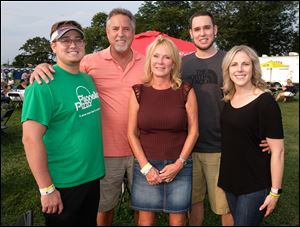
[178,157,186,165]
[39,184,55,196]
[140,162,152,175]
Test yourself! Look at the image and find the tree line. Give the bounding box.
[11,1,299,68]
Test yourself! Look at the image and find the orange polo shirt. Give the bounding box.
[80,47,144,157]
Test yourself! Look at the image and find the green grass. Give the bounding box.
[1,97,299,226]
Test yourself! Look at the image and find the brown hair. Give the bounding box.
[286,79,293,85]
[189,11,215,29]
[106,8,136,31]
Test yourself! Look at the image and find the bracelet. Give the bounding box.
[140,162,152,175]
[178,157,186,165]
[39,184,55,196]
[269,192,280,198]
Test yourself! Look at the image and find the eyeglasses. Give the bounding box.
[56,38,85,47]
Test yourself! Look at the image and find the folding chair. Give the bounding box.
[15,210,33,226]
[1,107,15,130]
[7,92,23,108]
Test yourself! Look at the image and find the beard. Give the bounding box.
[113,41,130,53]
[194,38,215,51]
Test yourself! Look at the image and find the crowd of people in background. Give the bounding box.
[1,68,31,100]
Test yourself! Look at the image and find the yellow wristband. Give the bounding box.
[269,192,280,198]
[39,184,55,195]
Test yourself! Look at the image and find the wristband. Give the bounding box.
[269,192,280,198]
[39,184,55,196]
[178,157,186,165]
[271,187,282,194]
[140,162,152,175]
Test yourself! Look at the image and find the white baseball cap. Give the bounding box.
[50,26,84,42]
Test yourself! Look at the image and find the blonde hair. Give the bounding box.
[222,45,267,101]
[143,35,182,89]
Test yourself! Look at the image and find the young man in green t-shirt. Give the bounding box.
[22,20,105,226]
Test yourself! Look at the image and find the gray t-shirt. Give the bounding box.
[181,50,226,153]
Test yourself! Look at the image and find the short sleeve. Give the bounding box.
[259,93,284,139]
[132,84,143,103]
[21,83,54,126]
[182,81,192,103]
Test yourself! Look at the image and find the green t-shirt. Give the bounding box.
[22,65,105,188]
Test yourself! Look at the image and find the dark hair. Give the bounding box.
[189,11,215,29]
[50,20,83,37]
[106,8,136,31]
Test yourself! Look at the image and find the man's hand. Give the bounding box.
[260,139,270,153]
[30,63,55,84]
[41,189,64,214]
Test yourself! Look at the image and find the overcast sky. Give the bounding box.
[1,1,143,65]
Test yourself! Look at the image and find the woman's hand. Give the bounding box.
[159,160,183,183]
[145,167,162,185]
[259,194,279,217]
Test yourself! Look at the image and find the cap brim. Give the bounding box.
[50,27,84,42]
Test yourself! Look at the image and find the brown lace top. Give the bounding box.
[132,82,192,160]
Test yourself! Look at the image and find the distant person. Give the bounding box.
[218,45,284,226]
[21,70,31,83]
[21,70,29,78]
[22,20,105,226]
[1,69,7,82]
[1,83,11,104]
[128,35,198,226]
[17,79,28,90]
[7,71,13,80]
[276,79,297,102]
[7,76,14,87]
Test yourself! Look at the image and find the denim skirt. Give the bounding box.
[131,157,192,213]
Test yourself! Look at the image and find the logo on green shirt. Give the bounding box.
[74,86,99,111]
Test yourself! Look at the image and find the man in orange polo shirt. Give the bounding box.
[30,8,144,226]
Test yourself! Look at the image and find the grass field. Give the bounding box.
[1,98,299,226]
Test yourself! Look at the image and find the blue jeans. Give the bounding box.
[225,188,269,226]
[131,157,192,213]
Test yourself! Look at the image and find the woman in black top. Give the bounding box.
[218,45,284,226]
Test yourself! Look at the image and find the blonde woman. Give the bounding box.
[218,45,285,225]
[128,35,199,226]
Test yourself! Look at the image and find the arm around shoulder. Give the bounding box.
[30,63,55,85]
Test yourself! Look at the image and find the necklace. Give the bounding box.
[195,49,218,59]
